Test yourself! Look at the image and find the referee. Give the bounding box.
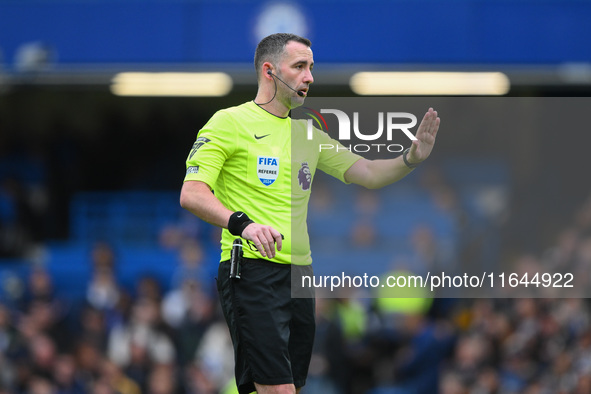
[180,33,440,394]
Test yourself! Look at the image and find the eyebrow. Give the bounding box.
[293,60,314,68]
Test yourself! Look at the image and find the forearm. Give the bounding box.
[367,156,416,188]
[179,180,283,258]
[179,180,232,228]
[345,156,415,189]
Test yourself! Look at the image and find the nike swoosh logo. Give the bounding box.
[254,134,270,140]
[237,213,244,218]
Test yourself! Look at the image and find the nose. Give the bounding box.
[304,68,314,84]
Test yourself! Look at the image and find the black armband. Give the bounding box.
[228,211,255,237]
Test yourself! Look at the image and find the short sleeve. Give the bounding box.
[314,129,362,183]
[184,110,236,189]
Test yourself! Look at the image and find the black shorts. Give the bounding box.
[216,258,315,394]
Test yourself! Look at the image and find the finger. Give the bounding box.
[242,226,265,257]
[424,115,439,139]
[253,237,267,257]
[260,228,276,258]
[271,229,283,252]
[428,111,438,135]
[253,231,269,258]
[417,110,434,136]
[261,235,275,259]
[421,109,432,125]
[431,116,441,137]
[419,110,438,138]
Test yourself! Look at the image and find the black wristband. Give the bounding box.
[228,211,255,237]
[402,147,420,169]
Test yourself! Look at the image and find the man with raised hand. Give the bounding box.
[180,33,440,394]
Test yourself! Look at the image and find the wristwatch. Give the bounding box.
[402,148,420,169]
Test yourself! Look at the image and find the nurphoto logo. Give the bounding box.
[305,107,417,153]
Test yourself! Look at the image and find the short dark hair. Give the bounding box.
[254,33,312,79]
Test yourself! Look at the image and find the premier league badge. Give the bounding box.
[298,162,311,191]
[257,156,279,186]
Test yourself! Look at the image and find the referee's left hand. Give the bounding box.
[241,223,283,259]
[407,108,440,164]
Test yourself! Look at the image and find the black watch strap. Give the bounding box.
[403,148,419,169]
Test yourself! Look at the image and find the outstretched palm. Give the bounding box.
[408,108,440,164]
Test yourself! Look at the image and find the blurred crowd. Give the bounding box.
[0,238,235,394]
[2,157,591,393]
[434,192,591,394]
[2,221,591,394]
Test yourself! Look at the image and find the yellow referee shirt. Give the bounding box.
[184,101,361,265]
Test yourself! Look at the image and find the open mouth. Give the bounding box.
[298,88,308,96]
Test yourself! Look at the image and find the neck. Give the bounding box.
[254,86,290,118]
[254,99,289,118]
